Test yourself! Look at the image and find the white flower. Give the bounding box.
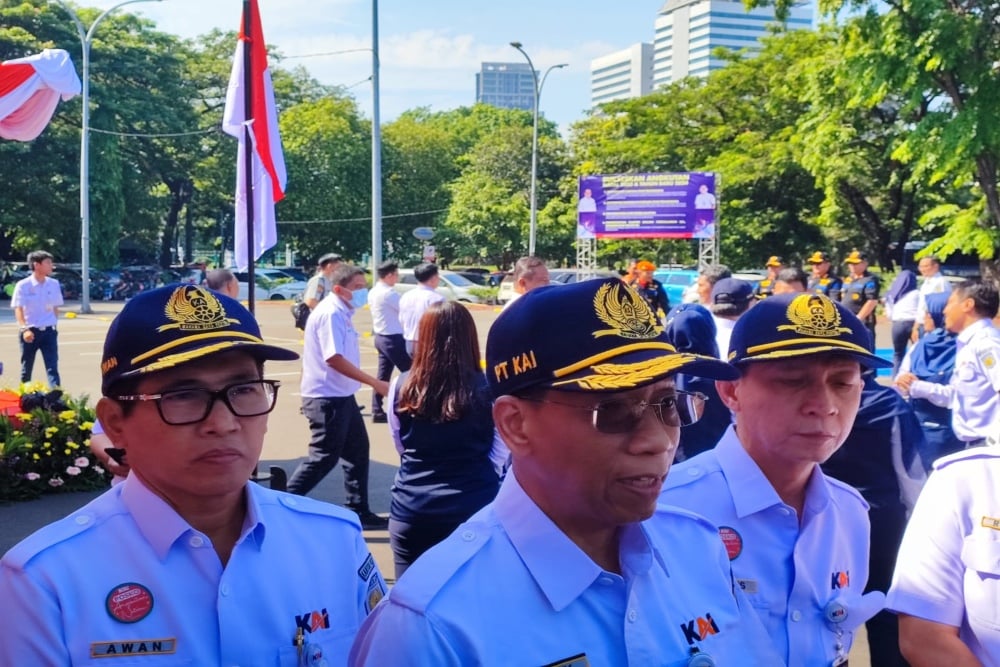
[25,472,41,481]
[48,477,65,487]
[93,466,105,476]
[74,457,90,468]
[65,466,81,476]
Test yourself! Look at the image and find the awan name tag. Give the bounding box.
[90,638,176,658]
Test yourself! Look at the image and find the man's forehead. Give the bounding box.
[745,355,861,374]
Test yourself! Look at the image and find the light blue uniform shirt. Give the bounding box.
[909,318,1000,442]
[0,475,385,666]
[661,427,883,667]
[350,472,784,667]
[11,274,63,327]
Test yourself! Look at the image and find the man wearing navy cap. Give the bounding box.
[709,277,755,358]
[350,278,782,666]
[842,250,881,345]
[662,292,889,666]
[0,284,385,664]
[807,250,843,301]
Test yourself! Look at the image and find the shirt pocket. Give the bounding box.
[960,536,1000,631]
[276,626,357,666]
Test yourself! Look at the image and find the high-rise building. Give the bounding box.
[590,43,654,107]
[475,62,536,111]
[653,0,813,86]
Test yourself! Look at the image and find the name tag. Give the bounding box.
[90,638,176,658]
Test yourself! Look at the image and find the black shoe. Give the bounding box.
[356,511,389,530]
[371,413,388,423]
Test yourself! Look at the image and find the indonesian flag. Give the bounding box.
[221,0,286,270]
[0,49,81,141]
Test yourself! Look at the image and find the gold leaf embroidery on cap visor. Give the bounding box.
[551,354,692,390]
[592,282,663,339]
[776,294,852,338]
[156,286,239,333]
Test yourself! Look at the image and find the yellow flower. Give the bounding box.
[32,453,40,460]
[59,410,77,422]
[45,427,58,437]
[15,413,32,421]
[69,442,79,450]
[43,442,52,449]
[46,451,52,457]
[64,449,71,455]
[24,443,32,449]
[80,421,94,431]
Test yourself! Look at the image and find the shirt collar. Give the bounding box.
[494,472,655,611]
[121,474,264,560]
[716,427,831,517]
[958,318,990,344]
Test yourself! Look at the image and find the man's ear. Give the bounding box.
[96,397,129,450]
[493,396,533,457]
[715,379,740,412]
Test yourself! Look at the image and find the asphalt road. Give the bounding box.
[0,294,874,665]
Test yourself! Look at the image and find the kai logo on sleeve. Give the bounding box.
[680,613,720,645]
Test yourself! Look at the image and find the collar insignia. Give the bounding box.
[592,282,663,339]
[156,286,239,333]
[777,295,851,338]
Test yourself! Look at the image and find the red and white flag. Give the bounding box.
[222,0,286,270]
[0,49,80,142]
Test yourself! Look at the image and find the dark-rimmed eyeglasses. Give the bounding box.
[518,390,707,434]
[115,380,280,425]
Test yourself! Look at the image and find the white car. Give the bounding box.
[394,269,483,303]
[234,271,308,301]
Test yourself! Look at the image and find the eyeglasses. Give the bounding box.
[115,380,280,425]
[518,390,707,434]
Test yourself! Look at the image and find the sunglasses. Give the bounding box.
[518,391,707,434]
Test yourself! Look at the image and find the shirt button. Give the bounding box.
[74,515,90,525]
[599,577,613,586]
[189,535,204,547]
[627,609,638,622]
[779,507,792,516]
[220,584,231,597]
[461,530,475,542]
[791,610,802,622]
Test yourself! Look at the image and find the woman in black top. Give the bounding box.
[387,301,503,579]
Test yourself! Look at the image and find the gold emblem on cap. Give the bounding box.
[553,354,690,390]
[778,294,852,338]
[156,286,239,333]
[593,282,663,339]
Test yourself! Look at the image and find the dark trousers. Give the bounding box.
[287,396,371,510]
[372,333,410,416]
[890,319,915,378]
[865,503,910,667]
[388,516,462,580]
[19,328,60,387]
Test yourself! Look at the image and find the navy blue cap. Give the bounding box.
[727,292,891,368]
[711,278,754,305]
[101,284,299,394]
[486,278,738,396]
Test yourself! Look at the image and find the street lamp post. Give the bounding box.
[510,41,566,257]
[53,0,163,314]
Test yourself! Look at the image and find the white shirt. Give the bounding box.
[300,292,362,398]
[712,315,737,359]
[368,280,403,336]
[11,274,63,327]
[915,272,950,322]
[908,318,1000,442]
[887,448,1000,665]
[887,289,921,322]
[399,285,444,342]
[350,472,783,666]
[661,428,883,667]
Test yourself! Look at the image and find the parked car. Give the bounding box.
[393,269,483,303]
[548,269,620,284]
[456,271,488,286]
[653,268,699,306]
[233,271,307,300]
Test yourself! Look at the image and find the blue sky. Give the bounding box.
[85,0,667,135]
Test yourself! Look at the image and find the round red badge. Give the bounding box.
[718,526,743,560]
[105,583,154,623]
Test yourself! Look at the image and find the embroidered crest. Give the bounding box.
[156,286,239,333]
[777,295,852,338]
[592,282,663,339]
[552,354,689,390]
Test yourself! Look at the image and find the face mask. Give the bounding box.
[349,287,369,309]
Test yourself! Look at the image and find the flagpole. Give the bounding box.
[371,0,382,274]
[242,0,256,314]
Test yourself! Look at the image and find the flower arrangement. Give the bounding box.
[0,384,109,503]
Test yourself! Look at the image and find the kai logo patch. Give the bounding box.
[778,295,852,338]
[982,516,1000,530]
[90,638,176,658]
[831,571,850,590]
[294,609,330,633]
[681,613,720,645]
[156,286,239,333]
[592,282,663,340]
